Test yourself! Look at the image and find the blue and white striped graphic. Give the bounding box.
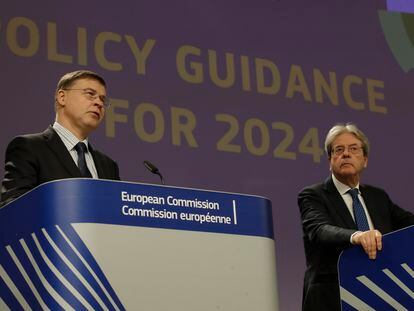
[0,224,124,310]
[339,225,414,310]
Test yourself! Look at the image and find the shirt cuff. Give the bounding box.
[350,231,361,244]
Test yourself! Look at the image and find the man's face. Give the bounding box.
[329,132,368,181]
[57,78,106,138]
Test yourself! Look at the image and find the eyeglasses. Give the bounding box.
[331,145,363,156]
[63,88,110,108]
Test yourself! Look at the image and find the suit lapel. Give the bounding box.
[360,185,382,231]
[324,177,357,229]
[42,126,82,177]
[89,144,106,179]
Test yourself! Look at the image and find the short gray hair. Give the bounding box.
[325,123,370,158]
[55,70,106,100]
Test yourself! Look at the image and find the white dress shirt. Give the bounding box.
[52,122,98,178]
[332,174,374,230]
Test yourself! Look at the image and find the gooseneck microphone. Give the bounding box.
[143,160,165,185]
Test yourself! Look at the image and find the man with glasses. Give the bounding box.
[298,123,414,311]
[0,70,120,206]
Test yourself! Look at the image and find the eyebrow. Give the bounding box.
[334,143,360,147]
[85,88,107,96]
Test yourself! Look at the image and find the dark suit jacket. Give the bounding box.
[1,126,120,206]
[298,176,414,311]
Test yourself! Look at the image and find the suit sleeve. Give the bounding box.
[383,190,414,230]
[112,161,120,180]
[298,186,356,247]
[1,136,39,206]
[93,149,121,181]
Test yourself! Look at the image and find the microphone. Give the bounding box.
[143,160,165,185]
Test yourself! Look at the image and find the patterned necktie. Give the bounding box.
[74,142,92,178]
[348,188,369,231]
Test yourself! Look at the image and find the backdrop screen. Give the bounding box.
[2,1,414,309]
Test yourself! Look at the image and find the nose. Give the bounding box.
[93,98,104,108]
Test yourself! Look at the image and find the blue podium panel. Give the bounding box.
[339,225,414,311]
[0,179,278,310]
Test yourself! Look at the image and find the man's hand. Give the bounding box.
[351,230,382,259]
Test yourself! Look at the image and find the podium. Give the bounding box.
[339,225,414,310]
[0,179,278,310]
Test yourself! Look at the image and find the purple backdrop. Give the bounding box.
[2,0,414,309]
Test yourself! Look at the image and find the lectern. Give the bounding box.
[339,225,414,310]
[0,179,278,310]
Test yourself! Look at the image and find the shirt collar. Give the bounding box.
[331,174,360,195]
[53,121,89,151]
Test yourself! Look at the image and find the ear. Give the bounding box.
[363,156,368,168]
[56,90,66,108]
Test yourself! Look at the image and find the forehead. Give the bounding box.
[71,78,106,92]
[332,132,362,146]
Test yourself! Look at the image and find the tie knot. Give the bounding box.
[348,188,359,199]
[75,142,88,154]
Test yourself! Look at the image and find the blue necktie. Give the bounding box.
[348,188,369,231]
[74,142,92,178]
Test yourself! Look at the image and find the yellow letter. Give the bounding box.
[176,45,203,83]
[286,65,312,101]
[313,69,338,105]
[105,98,129,138]
[240,55,252,91]
[124,36,156,75]
[47,22,73,64]
[367,79,387,114]
[255,58,281,95]
[134,103,164,143]
[7,17,39,57]
[171,107,198,147]
[208,50,235,88]
[77,27,88,66]
[343,75,365,110]
[95,32,122,71]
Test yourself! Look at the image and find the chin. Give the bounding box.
[339,168,356,176]
[84,121,100,131]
